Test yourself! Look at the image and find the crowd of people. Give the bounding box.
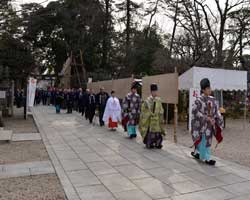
[35,83,166,149]
[35,78,224,166]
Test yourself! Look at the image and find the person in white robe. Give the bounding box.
[103,91,121,130]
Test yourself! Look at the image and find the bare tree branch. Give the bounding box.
[214,0,223,17]
[195,0,218,45]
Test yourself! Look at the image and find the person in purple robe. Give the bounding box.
[122,84,141,138]
[191,78,223,165]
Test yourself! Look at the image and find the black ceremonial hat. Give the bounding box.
[131,82,137,89]
[150,83,158,91]
[200,78,210,91]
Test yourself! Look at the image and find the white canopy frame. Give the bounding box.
[179,67,248,130]
[179,66,248,91]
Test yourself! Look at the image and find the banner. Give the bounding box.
[142,73,179,104]
[87,78,133,98]
[87,82,99,92]
[112,78,133,99]
[189,88,200,131]
[97,80,113,93]
[28,77,37,107]
[0,91,6,99]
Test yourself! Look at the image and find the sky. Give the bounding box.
[13,0,228,34]
[13,0,244,43]
[14,0,56,6]
[15,0,221,9]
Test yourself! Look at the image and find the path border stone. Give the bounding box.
[0,160,54,179]
[11,133,41,142]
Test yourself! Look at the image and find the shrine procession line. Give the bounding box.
[32,105,250,200]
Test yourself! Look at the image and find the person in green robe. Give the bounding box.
[139,83,165,149]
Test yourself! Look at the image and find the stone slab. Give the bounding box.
[133,177,178,199]
[98,173,137,193]
[76,185,115,200]
[12,133,41,141]
[0,130,13,141]
[114,189,152,200]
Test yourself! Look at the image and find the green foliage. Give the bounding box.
[0,34,35,79]
[1,0,249,85]
[0,0,35,83]
[128,26,164,75]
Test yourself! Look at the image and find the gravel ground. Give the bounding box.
[2,107,38,134]
[0,174,67,200]
[0,141,49,164]
[166,119,250,167]
[0,107,67,200]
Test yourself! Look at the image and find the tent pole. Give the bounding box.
[221,90,223,107]
[166,103,169,124]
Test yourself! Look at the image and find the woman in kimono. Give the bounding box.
[139,84,165,149]
[122,84,141,138]
[191,78,223,166]
[103,91,121,131]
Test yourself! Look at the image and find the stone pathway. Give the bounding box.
[0,160,54,179]
[32,106,250,200]
[12,133,41,142]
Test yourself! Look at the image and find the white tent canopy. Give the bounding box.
[179,66,248,91]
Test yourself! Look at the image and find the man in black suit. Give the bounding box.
[96,87,109,126]
[87,89,96,124]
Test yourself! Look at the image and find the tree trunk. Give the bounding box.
[169,0,179,57]
[216,18,226,68]
[239,21,244,70]
[125,0,131,65]
[101,0,110,69]
[146,0,160,38]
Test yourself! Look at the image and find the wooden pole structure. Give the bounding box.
[174,67,178,143]
[74,58,81,87]
[79,49,87,83]
[220,90,223,107]
[174,104,178,143]
[244,91,247,130]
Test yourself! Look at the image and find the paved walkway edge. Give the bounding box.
[32,107,250,200]
[32,108,80,200]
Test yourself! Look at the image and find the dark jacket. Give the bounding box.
[95,92,109,108]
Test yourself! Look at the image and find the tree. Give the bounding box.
[226,7,250,69]
[144,0,166,39]
[166,0,180,57]
[100,0,115,69]
[23,0,107,84]
[128,25,164,75]
[116,0,142,69]
[0,34,36,85]
[0,0,36,85]
[195,0,247,67]
[0,0,19,37]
